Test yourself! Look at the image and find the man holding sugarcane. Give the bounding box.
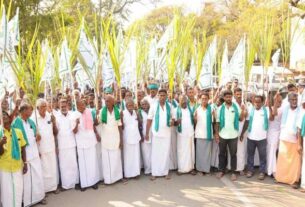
[11,103,46,206]
[0,111,27,207]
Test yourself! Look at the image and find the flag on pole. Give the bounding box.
[220,40,230,85]
[198,36,217,89]
[58,38,72,79]
[102,50,114,88]
[157,20,174,49]
[272,49,281,69]
[0,7,8,55]
[229,36,246,83]
[41,40,55,82]
[7,7,19,49]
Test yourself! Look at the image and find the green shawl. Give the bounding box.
[11,116,37,146]
[100,106,120,124]
[219,103,239,131]
[248,107,268,133]
[154,101,171,132]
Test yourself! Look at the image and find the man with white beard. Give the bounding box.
[12,103,46,206]
[55,98,79,190]
[73,99,100,191]
[33,99,59,194]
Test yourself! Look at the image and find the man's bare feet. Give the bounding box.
[216,172,224,179]
[150,176,156,181]
[40,198,47,205]
[191,170,197,175]
[231,173,237,181]
[165,175,171,180]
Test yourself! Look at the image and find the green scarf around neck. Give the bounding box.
[301,115,305,137]
[248,107,268,133]
[219,103,239,131]
[206,104,213,140]
[154,101,171,132]
[11,116,37,146]
[100,106,120,124]
[0,126,22,160]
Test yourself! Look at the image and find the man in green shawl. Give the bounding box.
[215,90,246,181]
[0,111,27,207]
[146,89,173,180]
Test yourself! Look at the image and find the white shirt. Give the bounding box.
[280,107,298,143]
[101,109,122,150]
[55,111,76,150]
[194,106,212,139]
[141,110,151,143]
[73,110,97,149]
[23,119,39,161]
[247,107,270,141]
[123,110,141,144]
[144,95,158,108]
[32,112,56,153]
[148,103,172,138]
[173,107,194,138]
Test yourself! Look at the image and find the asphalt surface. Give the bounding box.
[36,171,305,207]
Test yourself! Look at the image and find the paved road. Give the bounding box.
[39,172,305,207]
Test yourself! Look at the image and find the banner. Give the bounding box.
[198,36,217,89]
[58,38,72,79]
[41,40,55,82]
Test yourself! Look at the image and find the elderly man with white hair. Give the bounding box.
[32,99,59,194]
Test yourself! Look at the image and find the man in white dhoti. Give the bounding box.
[121,99,142,179]
[55,98,79,190]
[33,99,59,194]
[73,99,100,191]
[12,103,46,206]
[100,95,124,184]
[174,95,195,174]
[267,94,282,177]
[139,99,152,175]
[233,88,247,175]
[0,111,27,207]
[146,89,174,180]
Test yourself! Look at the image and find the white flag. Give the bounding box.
[59,38,72,79]
[272,49,281,68]
[229,36,246,83]
[188,58,196,86]
[0,7,8,55]
[220,40,230,85]
[8,8,19,48]
[102,50,114,88]
[198,36,217,90]
[157,20,174,49]
[78,28,98,79]
[41,40,55,82]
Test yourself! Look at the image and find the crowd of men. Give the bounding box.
[1,79,305,207]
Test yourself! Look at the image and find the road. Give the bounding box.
[39,172,305,207]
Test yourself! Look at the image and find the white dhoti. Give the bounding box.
[236,137,247,171]
[211,140,219,168]
[151,136,171,176]
[58,147,79,189]
[267,130,280,176]
[169,127,178,170]
[123,143,141,178]
[96,143,104,181]
[23,157,45,207]
[0,170,23,207]
[177,134,194,173]
[141,142,152,174]
[102,148,123,184]
[40,151,58,192]
[77,145,100,188]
